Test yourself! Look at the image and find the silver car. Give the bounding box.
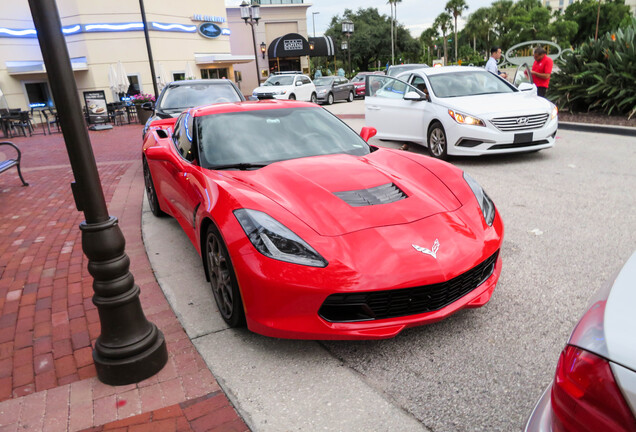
[525,251,636,431]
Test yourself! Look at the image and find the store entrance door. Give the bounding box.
[269,57,300,74]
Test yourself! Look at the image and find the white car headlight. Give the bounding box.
[551,105,558,119]
[274,90,288,95]
[234,209,327,267]
[448,109,486,127]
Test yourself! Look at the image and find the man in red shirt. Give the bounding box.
[531,46,553,98]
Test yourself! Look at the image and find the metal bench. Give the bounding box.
[0,142,29,186]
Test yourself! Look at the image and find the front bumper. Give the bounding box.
[229,211,504,340]
[446,117,558,156]
[253,93,288,100]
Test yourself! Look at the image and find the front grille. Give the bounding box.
[490,113,549,132]
[319,251,499,322]
[489,139,549,150]
[334,183,407,207]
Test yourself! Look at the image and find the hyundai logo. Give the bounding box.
[516,117,529,125]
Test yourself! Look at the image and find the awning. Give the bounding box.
[195,53,254,64]
[6,57,88,75]
[308,36,335,57]
[268,33,311,58]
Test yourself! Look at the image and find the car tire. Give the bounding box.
[143,158,166,217]
[347,91,354,102]
[288,94,296,100]
[327,93,334,105]
[205,224,246,328]
[310,92,317,103]
[427,121,448,160]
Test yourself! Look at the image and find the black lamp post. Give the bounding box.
[260,42,266,59]
[27,0,167,385]
[139,0,159,99]
[240,1,262,85]
[341,20,354,77]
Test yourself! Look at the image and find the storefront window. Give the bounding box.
[24,82,52,107]
[201,68,228,79]
[127,74,141,96]
[173,72,185,81]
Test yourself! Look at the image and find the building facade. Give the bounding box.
[543,0,636,14]
[0,0,251,111]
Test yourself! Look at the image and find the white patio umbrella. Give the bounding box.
[115,61,130,94]
[156,63,169,92]
[108,64,118,93]
[184,62,196,80]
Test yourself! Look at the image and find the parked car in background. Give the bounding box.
[141,79,244,138]
[142,99,504,339]
[386,63,429,77]
[525,250,636,432]
[252,73,317,103]
[365,66,558,159]
[313,76,355,104]
[351,71,385,98]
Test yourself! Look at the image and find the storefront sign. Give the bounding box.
[191,14,226,23]
[284,39,303,51]
[198,22,222,39]
[83,90,108,124]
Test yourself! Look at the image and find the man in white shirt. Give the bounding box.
[485,46,508,79]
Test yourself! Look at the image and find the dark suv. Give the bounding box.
[141,79,244,137]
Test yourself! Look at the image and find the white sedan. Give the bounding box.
[364,66,558,159]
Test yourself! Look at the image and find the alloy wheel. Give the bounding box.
[206,232,234,320]
[429,127,446,158]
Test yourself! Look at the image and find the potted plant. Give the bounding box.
[131,93,155,125]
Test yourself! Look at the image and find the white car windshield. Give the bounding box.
[428,71,516,98]
[197,107,370,168]
[159,83,241,110]
[263,76,294,86]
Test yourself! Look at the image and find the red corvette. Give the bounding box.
[142,100,504,340]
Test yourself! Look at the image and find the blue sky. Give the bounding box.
[227,0,497,37]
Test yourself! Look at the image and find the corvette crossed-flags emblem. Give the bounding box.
[412,239,440,259]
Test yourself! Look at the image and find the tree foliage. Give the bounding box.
[562,0,632,46]
[549,18,636,118]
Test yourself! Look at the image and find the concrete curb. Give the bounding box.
[559,121,636,137]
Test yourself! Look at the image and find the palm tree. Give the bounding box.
[445,0,469,63]
[420,27,439,63]
[387,0,402,64]
[433,12,453,65]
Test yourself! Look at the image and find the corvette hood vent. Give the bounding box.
[334,183,407,207]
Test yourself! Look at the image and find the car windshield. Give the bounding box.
[428,70,516,98]
[159,83,241,110]
[197,107,370,168]
[313,77,333,86]
[263,76,294,86]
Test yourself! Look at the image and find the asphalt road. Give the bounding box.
[143,120,636,431]
[325,127,636,431]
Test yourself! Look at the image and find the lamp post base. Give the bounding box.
[94,328,167,385]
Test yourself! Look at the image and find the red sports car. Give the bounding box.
[142,100,504,340]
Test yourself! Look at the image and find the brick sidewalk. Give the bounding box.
[0,126,247,431]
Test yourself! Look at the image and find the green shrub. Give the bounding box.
[549,18,636,119]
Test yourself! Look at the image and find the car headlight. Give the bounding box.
[274,90,288,95]
[317,89,327,95]
[551,105,558,119]
[463,173,495,226]
[448,109,485,127]
[234,209,327,267]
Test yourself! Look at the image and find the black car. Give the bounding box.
[313,76,355,105]
[141,79,244,137]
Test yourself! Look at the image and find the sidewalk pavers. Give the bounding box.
[0,125,245,431]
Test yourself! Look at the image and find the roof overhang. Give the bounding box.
[6,57,88,75]
[195,53,254,64]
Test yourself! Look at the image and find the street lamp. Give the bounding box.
[260,42,266,59]
[341,20,354,77]
[27,0,167,385]
[240,0,261,85]
[312,11,319,38]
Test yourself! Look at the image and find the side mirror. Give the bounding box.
[141,101,154,111]
[295,81,302,86]
[360,127,377,142]
[404,91,425,101]
[145,145,175,163]
[518,82,537,95]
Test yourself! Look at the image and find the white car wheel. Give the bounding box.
[428,122,448,160]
